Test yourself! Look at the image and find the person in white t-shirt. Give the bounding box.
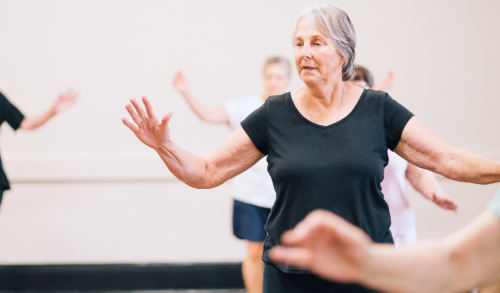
[350,65,458,247]
[172,56,290,293]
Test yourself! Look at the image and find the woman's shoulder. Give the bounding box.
[261,92,291,111]
[364,89,389,101]
[0,91,8,106]
[265,92,290,103]
[362,89,400,109]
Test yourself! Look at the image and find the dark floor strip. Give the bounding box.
[0,263,244,292]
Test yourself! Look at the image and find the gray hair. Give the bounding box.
[296,5,357,81]
[263,56,291,77]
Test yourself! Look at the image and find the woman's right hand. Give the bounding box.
[122,96,173,149]
[173,71,189,93]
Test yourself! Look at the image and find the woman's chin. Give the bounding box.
[301,76,319,85]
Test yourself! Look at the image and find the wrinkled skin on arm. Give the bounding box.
[122,96,263,189]
[395,117,500,185]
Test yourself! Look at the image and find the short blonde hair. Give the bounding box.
[263,56,291,77]
[296,5,357,81]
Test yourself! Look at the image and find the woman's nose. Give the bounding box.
[301,44,312,59]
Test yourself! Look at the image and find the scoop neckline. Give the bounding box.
[287,89,367,130]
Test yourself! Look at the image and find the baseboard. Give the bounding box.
[0,263,244,291]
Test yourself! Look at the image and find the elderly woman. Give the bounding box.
[123,5,500,293]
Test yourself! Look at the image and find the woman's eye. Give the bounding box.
[315,43,321,46]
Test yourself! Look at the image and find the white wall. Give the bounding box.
[0,0,499,264]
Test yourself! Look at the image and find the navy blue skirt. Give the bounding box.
[232,199,271,242]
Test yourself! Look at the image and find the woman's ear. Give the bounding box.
[340,56,346,68]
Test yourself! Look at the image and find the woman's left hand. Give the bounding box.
[51,88,79,114]
[432,192,458,212]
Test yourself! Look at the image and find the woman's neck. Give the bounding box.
[304,81,345,109]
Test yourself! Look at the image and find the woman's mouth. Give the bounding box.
[303,66,316,71]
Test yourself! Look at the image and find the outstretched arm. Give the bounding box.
[20,88,78,130]
[122,96,263,189]
[395,117,500,184]
[173,71,229,124]
[270,209,500,293]
[405,163,458,211]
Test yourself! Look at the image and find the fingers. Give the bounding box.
[281,210,339,246]
[130,98,147,120]
[173,71,187,92]
[434,194,459,212]
[442,198,458,212]
[142,96,157,119]
[159,111,174,133]
[174,70,182,80]
[125,103,142,125]
[176,70,184,80]
[269,246,312,268]
[122,117,138,132]
[61,87,79,100]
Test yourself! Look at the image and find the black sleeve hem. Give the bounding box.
[0,92,25,131]
[389,113,414,151]
[241,122,267,155]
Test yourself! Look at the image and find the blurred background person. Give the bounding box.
[350,65,458,247]
[172,56,290,293]
[0,89,78,208]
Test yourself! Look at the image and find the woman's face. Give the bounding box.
[293,17,345,86]
[263,63,289,95]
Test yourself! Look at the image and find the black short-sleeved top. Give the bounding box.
[0,92,25,190]
[241,89,414,274]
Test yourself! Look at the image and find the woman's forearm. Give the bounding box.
[397,118,500,185]
[123,97,262,189]
[155,140,215,189]
[406,165,439,201]
[152,126,262,189]
[361,242,454,293]
[20,108,57,130]
[361,211,500,293]
[441,148,500,185]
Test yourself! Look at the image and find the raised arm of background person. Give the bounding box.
[394,117,500,184]
[269,209,500,293]
[371,71,394,91]
[405,163,458,211]
[20,88,79,130]
[122,96,263,189]
[172,71,229,124]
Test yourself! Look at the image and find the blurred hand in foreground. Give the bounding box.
[269,210,372,283]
